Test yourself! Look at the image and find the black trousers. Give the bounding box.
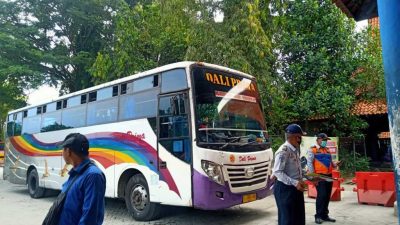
[315,178,333,219]
[274,180,305,225]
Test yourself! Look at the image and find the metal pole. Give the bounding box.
[377,0,400,221]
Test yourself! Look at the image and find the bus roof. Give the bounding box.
[8,61,254,114]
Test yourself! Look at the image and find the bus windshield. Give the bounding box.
[192,66,270,152]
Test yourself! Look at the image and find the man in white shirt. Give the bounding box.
[273,124,307,225]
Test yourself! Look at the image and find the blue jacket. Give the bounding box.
[59,159,106,225]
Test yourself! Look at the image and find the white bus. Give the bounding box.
[4,62,274,221]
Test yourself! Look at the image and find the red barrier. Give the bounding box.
[306,170,344,201]
[352,172,396,207]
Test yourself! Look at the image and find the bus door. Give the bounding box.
[157,92,192,205]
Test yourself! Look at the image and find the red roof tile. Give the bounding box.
[378,131,390,139]
[352,99,387,116]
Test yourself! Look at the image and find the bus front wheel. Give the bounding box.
[125,174,162,221]
[27,169,45,198]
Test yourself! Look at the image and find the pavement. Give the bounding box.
[0,167,397,225]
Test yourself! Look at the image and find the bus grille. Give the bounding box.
[224,161,269,193]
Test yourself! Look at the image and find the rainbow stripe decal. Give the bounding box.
[9,132,180,197]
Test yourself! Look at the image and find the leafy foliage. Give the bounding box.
[353,26,385,100]
[0,0,119,93]
[270,0,370,136]
[339,148,370,177]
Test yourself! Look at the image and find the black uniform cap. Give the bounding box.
[59,133,89,155]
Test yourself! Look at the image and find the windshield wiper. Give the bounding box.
[219,136,242,149]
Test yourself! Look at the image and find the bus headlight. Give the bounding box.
[201,160,225,185]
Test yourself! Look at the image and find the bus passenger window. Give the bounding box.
[56,101,62,110]
[81,94,87,104]
[87,98,118,125]
[121,83,127,95]
[14,112,23,136]
[133,76,156,92]
[62,105,86,128]
[89,92,97,102]
[161,69,187,93]
[112,86,118,97]
[41,111,62,132]
[6,114,14,137]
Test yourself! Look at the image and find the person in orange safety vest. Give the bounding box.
[307,133,340,224]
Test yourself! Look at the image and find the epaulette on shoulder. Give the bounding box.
[281,145,289,151]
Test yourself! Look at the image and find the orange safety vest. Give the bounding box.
[312,146,333,175]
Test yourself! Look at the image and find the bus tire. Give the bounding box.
[125,174,162,221]
[27,169,45,199]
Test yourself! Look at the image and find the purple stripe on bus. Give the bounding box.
[192,170,273,210]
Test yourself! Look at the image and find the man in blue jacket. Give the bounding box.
[59,133,106,225]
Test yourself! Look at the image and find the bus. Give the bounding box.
[3,62,274,221]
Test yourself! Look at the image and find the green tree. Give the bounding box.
[92,0,275,83]
[0,0,119,94]
[354,26,385,100]
[271,0,368,136]
[91,0,194,83]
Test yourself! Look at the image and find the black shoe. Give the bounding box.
[322,217,336,223]
[315,218,323,224]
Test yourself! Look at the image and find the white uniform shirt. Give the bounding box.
[272,141,303,187]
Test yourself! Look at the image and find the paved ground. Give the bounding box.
[0,167,397,225]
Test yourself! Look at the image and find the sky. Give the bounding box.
[27,85,60,105]
[27,20,370,106]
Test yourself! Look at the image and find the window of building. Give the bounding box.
[161,69,187,93]
[63,99,68,108]
[37,107,42,115]
[42,105,47,114]
[62,105,86,128]
[23,110,28,118]
[87,98,118,125]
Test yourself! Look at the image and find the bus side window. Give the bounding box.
[159,93,191,163]
[161,69,187,93]
[6,114,14,137]
[14,112,23,136]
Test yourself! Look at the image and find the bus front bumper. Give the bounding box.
[192,171,273,210]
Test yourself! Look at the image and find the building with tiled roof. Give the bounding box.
[352,99,387,116]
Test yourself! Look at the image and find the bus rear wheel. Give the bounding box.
[125,174,162,221]
[27,169,45,198]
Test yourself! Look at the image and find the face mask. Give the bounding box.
[297,137,302,146]
[321,140,327,148]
